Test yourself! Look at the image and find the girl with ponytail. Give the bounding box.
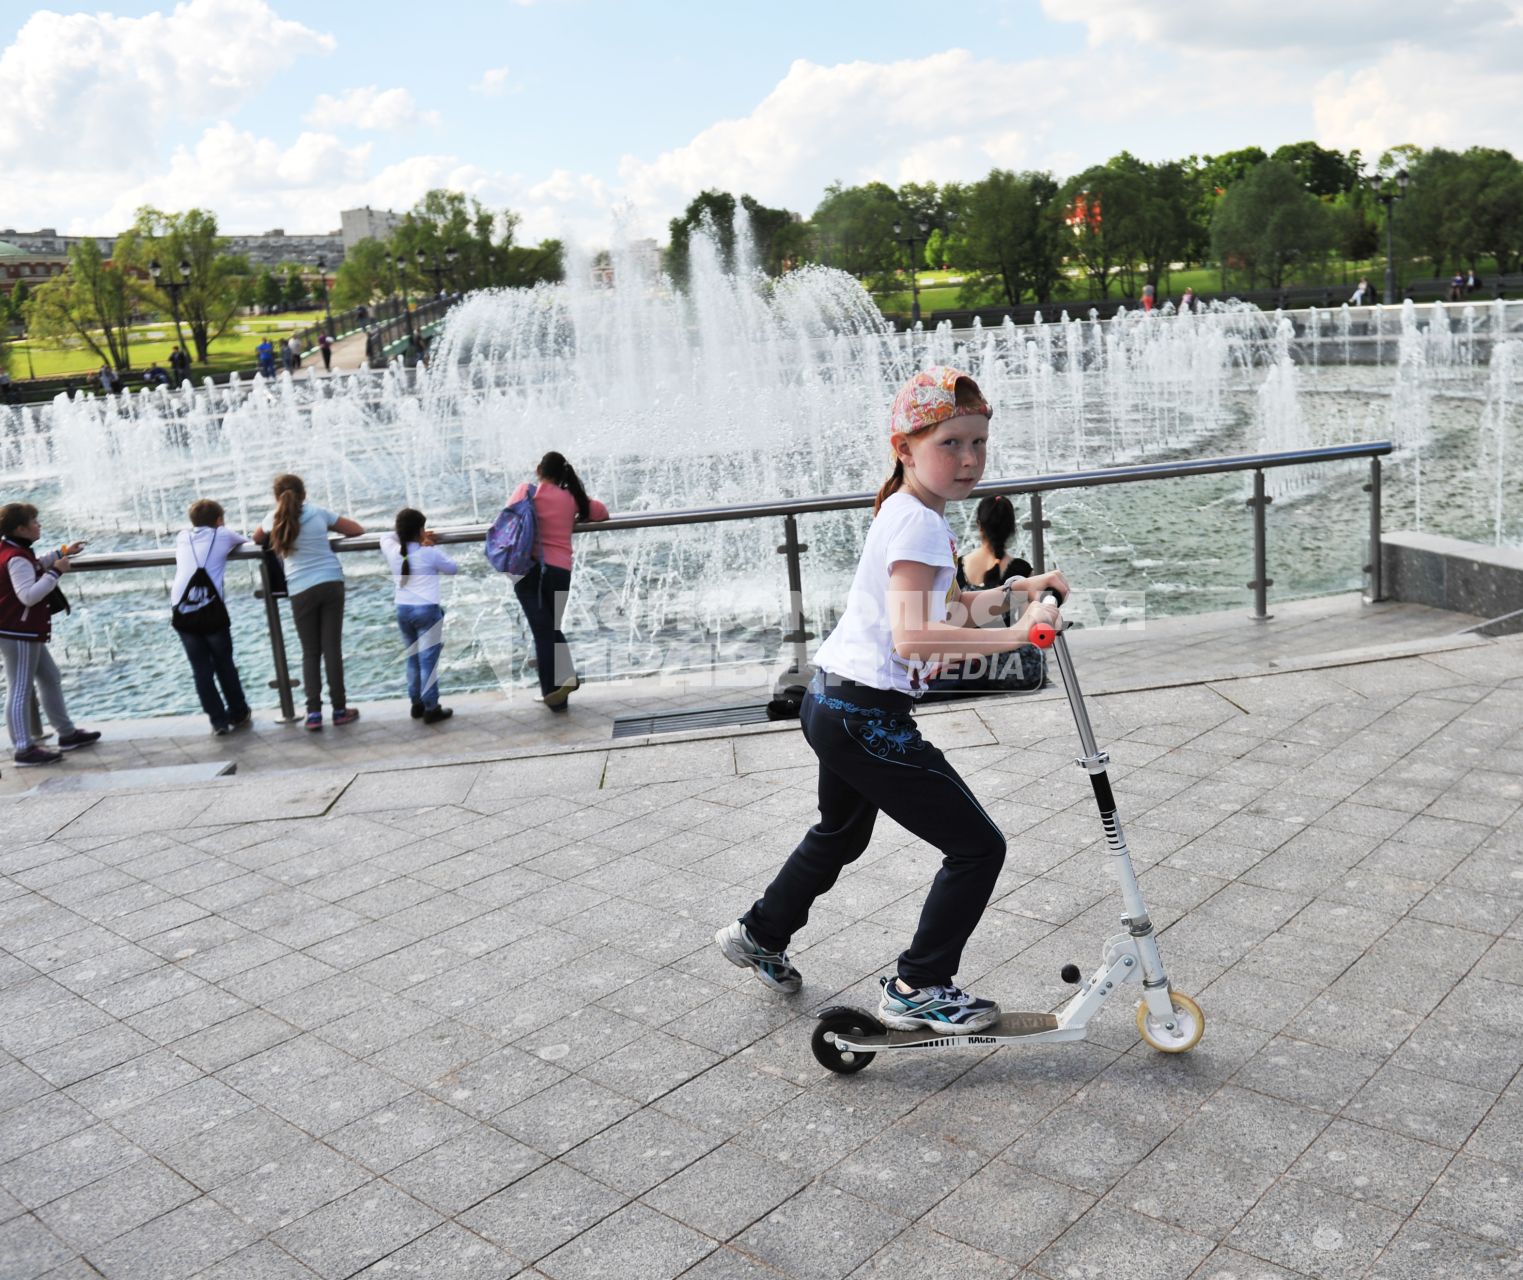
[253,473,365,730]
[381,508,458,724]
[507,451,609,710]
[716,367,1071,1036]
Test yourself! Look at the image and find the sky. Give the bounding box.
[4,0,1523,247]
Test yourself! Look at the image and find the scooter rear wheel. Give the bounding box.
[1136,992,1205,1054]
[811,1008,885,1074]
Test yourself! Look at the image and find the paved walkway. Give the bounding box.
[0,595,1485,798]
[1,610,1521,1278]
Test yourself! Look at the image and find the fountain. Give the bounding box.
[3,220,1521,720]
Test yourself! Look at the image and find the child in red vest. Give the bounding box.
[0,503,101,767]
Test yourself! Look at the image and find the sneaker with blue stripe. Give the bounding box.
[714,921,802,994]
[878,975,1000,1033]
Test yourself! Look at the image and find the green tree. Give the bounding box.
[809,181,904,287]
[1393,147,1459,273]
[280,265,309,309]
[947,169,1066,306]
[499,239,565,287]
[667,190,739,288]
[1449,147,1523,274]
[111,208,248,361]
[331,238,392,310]
[6,282,30,328]
[1103,153,1203,291]
[25,239,135,371]
[668,190,805,286]
[255,267,283,312]
[1210,158,1334,288]
[1061,164,1148,298]
[1270,141,1361,197]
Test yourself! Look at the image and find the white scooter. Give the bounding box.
[811,592,1204,1074]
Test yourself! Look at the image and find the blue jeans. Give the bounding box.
[178,627,250,731]
[396,603,445,709]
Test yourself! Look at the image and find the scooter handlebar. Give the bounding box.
[1028,588,1064,649]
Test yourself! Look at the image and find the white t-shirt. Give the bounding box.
[171,526,248,605]
[380,534,458,606]
[812,490,959,695]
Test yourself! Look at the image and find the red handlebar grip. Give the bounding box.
[1029,623,1056,649]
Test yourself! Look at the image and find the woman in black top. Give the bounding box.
[928,495,1043,696]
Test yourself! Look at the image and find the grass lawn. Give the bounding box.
[5,310,330,380]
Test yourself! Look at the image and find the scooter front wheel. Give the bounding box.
[1136,992,1205,1054]
[811,1007,885,1074]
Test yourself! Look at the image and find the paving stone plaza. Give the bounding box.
[2,603,1522,1279]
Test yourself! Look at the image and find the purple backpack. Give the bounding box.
[485,484,538,575]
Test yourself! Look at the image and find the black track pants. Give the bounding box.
[742,674,1007,988]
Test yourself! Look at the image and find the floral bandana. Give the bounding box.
[888,366,992,438]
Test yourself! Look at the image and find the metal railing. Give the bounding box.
[65,441,1394,721]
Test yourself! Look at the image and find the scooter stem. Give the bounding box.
[1036,590,1172,1001]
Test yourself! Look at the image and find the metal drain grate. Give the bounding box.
[611,703,774,739]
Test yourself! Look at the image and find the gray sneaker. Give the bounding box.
[878,976,1000,1033]
[715,920,802,994]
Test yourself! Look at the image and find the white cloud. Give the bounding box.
[307,86,440,131]
[1041,0,1506,54]
[472,66,514,96]
[1314,45,1523,156]
[0,0,333,166]
[612,51,1112,224]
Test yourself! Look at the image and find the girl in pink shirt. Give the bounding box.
[508,452,609,709]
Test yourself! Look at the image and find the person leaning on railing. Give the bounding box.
[0,503,102,768]
[252,474,365,732]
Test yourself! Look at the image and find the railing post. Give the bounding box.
[1024,492,1050,573]
[769,513,815,711]
[256,555,300,722]
[1364,456,1384,604]
[1246,469,1274,621]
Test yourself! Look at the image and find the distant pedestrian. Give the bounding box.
[253,474,365,731]
[256,338,276,378]
[382,508,457,723]
[509,452,610,710]
[1177,287,1195,314]
[1466,268,1480,294]
[143,362,170,388]
[1449,273,1465,302]
[319,331,333,372]
[171,500,251,736]
[1349,278,1371,306]
[0,503,101,767]
[97,364,120,394]
[169,346,191,385]
[1141,283,1155,313]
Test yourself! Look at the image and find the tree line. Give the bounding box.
[9,139,1523,377]
[669,141,1523,304]
[9,191,566,374]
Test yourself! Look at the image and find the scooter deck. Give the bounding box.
[849,1011,1059,1049]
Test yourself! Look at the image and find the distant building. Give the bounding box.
[222,230,343,268]
[0,240,70,295]
[341,206,405,253]
[0,228,114,258]
[591,238,661,287]
[1,225,343,271]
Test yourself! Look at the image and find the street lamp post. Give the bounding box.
[416,246,459,297]
[316,255,335,336]
[149,258,191,363]
[395,253,415,344]
[892,218,931,326]
[1367,168,1409,305]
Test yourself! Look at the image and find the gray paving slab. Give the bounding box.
[2,620,1521,1277]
